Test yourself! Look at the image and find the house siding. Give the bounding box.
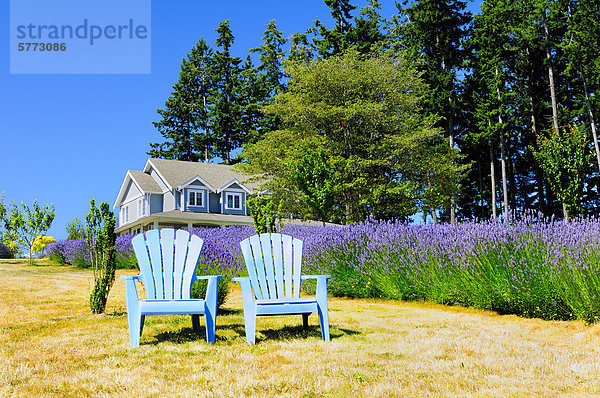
[221,185,247,216]
[149,168,169,192]
[163,190,176,212]
[209,192,221,213]
[184,181,209,213]
[149,194,163,214]
[173,190,180,211]
[123,180,142,202]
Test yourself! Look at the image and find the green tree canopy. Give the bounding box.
[242,50,466,223]
[531,125,590,220]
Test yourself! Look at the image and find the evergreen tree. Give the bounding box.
[149,39,214,162]
[311,0,357,57]
[464,0,516,219]
[210,20,244,164]
[400,0,472,222]
[250,20,287,136]
[349,0,386,55]
[289,33,313,63]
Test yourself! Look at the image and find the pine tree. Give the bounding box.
[349,0,386,55]
[250,20,287,136]
[311,0,357,57]
[400,0,472,222]
[149,39,214,162]
[210,20,244,164]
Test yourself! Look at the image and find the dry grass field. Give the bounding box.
[1,259,600,397]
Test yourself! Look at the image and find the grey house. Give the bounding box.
[114,158,259,235]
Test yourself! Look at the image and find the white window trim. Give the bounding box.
[224,192,243,210]
[137,197,148,217]
[188,189,205,208]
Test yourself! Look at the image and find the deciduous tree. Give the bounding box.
[243,50,465,223]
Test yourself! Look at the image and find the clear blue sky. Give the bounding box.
[1,0,481,240]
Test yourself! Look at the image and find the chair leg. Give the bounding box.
[243,310,256,345]
[191,314,202,335]
[128,311,141,348]
[125,305,141,348]
[316,278,330,342]
[204,311,216,344]
[237,278,257,344]
[139,315,145,336]
[317,305,330,341]
[302,313,309,331]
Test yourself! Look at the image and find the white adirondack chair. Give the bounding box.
[233,233,331,344]
[121,228,221,348]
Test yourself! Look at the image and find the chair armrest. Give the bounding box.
[120,275,142,281]
[233,277,256,311]
[301,275,331,280]
[196,275,223,281]
[301,275,330,300]
[121,275,141,304]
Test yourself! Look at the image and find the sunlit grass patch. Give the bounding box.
[1,260,600,397]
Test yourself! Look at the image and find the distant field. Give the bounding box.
[1,259,599,397]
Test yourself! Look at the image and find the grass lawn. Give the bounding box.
[1,260,600,397]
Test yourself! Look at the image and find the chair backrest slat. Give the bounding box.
[132,229,203,300]
[160,228,175,299]
[260,233,277,299]
[282,235,294,299]
[241,239,263,300]
[132,233,156,299]
[251,235,270,299]
[271,234,285,299]
[182,234,203,299]
[241,233,303,300]
[146,230,164,299]
[173,230,190,299]
[292,238,303,298]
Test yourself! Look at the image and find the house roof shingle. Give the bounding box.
[128,169,162,192]
[146,158,261,192]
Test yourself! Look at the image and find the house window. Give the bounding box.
[188,190,204,207]
[121,205,129,224]
[138,198,147,217]
[225,192,242,210]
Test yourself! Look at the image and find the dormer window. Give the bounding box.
[225,192,242,210]
[188,190,204,207]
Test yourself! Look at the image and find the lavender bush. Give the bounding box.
[46,215,600,322]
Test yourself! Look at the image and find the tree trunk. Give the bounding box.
[565,3,600,172]
[431,208,438,224]
[203,94,209,162]
[526,53,545,215]
[495,68,509,217]
[500,132,509,216]
[478,157,484,218]
[426,173,438,224]
[449,100,456,224]
[578,61,600,172]
[543,10,560,133]
[490,144,497,221]
[562,202,569,221]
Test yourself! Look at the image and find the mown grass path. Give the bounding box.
[1,260,599,397]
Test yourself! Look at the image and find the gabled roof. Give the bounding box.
[144,158,260,192]
[113,170,162,208]
[129,170,162,192]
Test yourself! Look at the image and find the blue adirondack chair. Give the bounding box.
[233,233,331,344]
[121,228,221,348]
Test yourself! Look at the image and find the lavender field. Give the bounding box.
[47,214,600,323]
